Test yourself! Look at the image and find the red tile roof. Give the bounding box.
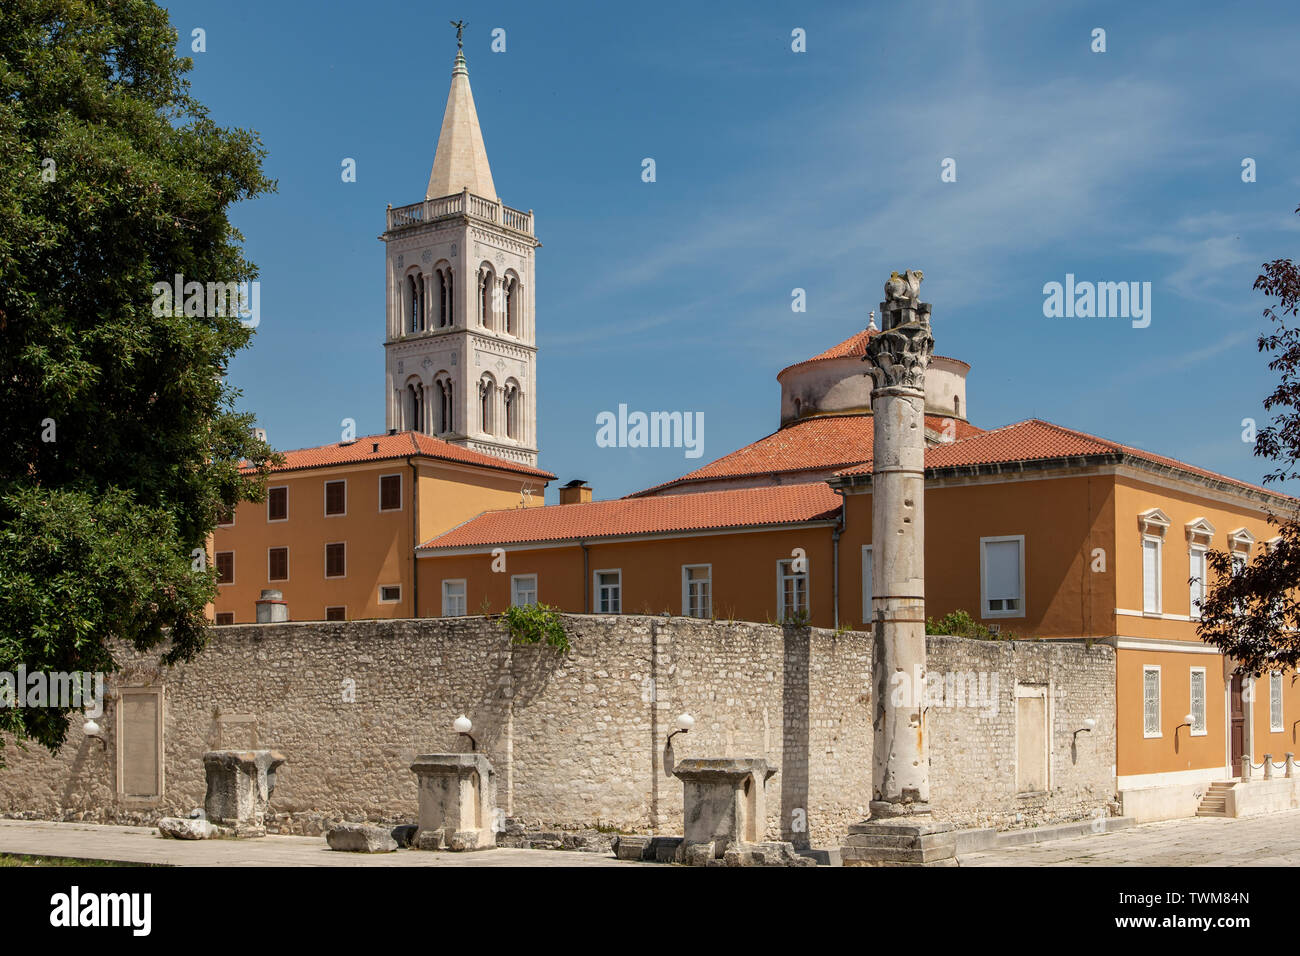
[778,328,968,378]
[630,413,983,496]
[418,482,842,550]
[836,418,1288,499]
[251,432,555,481]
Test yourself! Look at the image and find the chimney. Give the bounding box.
[559,479,592,505]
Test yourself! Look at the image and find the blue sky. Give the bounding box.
[164,0,1300,501]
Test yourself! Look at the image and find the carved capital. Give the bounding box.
[863,322,934,392]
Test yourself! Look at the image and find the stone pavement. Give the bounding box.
[960,808,1300,866]
[0,820,649,867]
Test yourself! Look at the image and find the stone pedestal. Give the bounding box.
[410,753,497,851]
[672,757,777,864]
[841,819,958,867]
[255,589,288,623]
[203,749,285,837]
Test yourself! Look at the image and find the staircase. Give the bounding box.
[1196,781,1235,817]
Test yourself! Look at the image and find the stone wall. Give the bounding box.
[0,616,1114,847]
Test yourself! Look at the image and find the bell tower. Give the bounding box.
[381,27,540,467]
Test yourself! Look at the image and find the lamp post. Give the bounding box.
[666,712,694,747]
[454,714,477,751]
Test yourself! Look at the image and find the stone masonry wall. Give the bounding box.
[0,616,1114,847]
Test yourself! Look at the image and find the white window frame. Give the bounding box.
[1270,671,1284,733]
[1190,667,1207,736]
[1143,665,1162,739]
[594,569,621,614]
[441,579,467,617]
[378,584,402,604]
[777,559,809,623]
[861,545,873,625]
[323,479,348,518]
[979,535,1025,619]
[1141,535,1163,615]
[1188,546,1207,620]
[267,546,290,583]
[511,574,538,607]
[267,485,289,523]
[324,541,346,579]
[681,564,712,619]
[378,472,403,513]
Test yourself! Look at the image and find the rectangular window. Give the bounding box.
[777,559,808,623]
[980,536,1024,618]
[216,505,235,527]
[216,551,234,585]
[379,585,401,603]
[1142,537,1162,614]
[267,486,288,522]
[1271,671,1284,732]
[268,546,289,581]
[511,574,538,607]
[324,542,346,578]
[1188,548,1206,618]
[442,579,467,617]
[215,613,234,626]
[379,474,402,512]
[595,570,621,614]
[861,545,873,625]
[682,565,712,618]
[1190,668,1207,736]
[325,606,346,622]
[324,480,347,516]
[1143,666,1161,738]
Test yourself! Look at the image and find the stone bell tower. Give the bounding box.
[381,28,540,467]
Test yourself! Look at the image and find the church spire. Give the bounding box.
[426,25,498,203]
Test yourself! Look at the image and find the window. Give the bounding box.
[1270,672,1284,732]
[595,570,621,614]
[980,536,1024,618]
[1188,547,1206,619]
[861,546,874,625]
[216,505,235,527]
[504,383,519,440]
[268,547,289,581]
[215,613,234,626]
[682,565,712,618]
[324,480,346,516]
[442,579,467,617]
[1142,537,1162,614]
[1143,666,1161,738]
[510,574,538,607]
[325,542,346,578]
[777,559,808,623]
[216,551,234,585]
[504,275,519,335]
[436,378,454,434]
[379,474,402,512]
[379,585,402,604]
[479,376,495,434]
[1190,668,1207,736]
[407,381,425,433]
[325,606,346,622]
[268,486,288,522]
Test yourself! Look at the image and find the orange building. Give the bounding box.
[211,431,551,624]
[416,328,1300,819]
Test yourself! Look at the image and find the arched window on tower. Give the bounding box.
[437,377,454,434]
[504,380,519,440]
[406,382,426,433]
[478,266,495,329]
[478,375,495,435]
[417,274,426,331]
[436,267,451,327]
[407,275,419,333]
[504,275,519,336]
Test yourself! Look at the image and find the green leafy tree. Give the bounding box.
[0,0,278,760]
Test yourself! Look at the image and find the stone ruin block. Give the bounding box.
[671,757,810,866]
[410,753,497,852]
[203,749,286,837]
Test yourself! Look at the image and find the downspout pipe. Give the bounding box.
[408,457,419,619]
[581,541,590,613]
[831,486,848,630]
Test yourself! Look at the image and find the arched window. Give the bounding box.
[504,381,519,439]
[406,382,425,433]
[478,375,495,434]
[407,275,419,333]
[954,395,962,418]
[436,267,451,327]
[504,274,519,336]
[417,274,426,331]
[437,377,454,433]
[478,266,495,329]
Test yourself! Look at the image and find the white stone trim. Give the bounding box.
[1113,636,1222,655]
[1117,765,1230,791]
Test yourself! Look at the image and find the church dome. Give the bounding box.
[776,327,969,428]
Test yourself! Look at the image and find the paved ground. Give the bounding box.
[0,820,646,867]
[961,809,1300,866]
[1,811,1298,866]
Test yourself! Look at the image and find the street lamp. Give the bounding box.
[666,712,694,747]
[453,714,477,752]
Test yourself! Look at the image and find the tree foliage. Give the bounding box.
[0,0,278,758]
[1196,204,1300,675]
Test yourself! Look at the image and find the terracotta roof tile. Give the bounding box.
[419,483,842,550]
[778,328,968,378]
[250,432,555,481]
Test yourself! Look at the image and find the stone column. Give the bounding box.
[841,270,956,866]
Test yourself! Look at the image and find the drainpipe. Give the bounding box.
[408,457,419,618]
[581,541,590,613]
[831,487,847,630]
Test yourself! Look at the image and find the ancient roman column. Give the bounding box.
[863,270,934,816]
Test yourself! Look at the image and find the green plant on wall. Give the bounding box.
[501,603,570,654]
[925,610,1016,640]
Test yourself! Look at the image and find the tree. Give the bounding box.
[1195,203,1300,675]
[0,0,278,760]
